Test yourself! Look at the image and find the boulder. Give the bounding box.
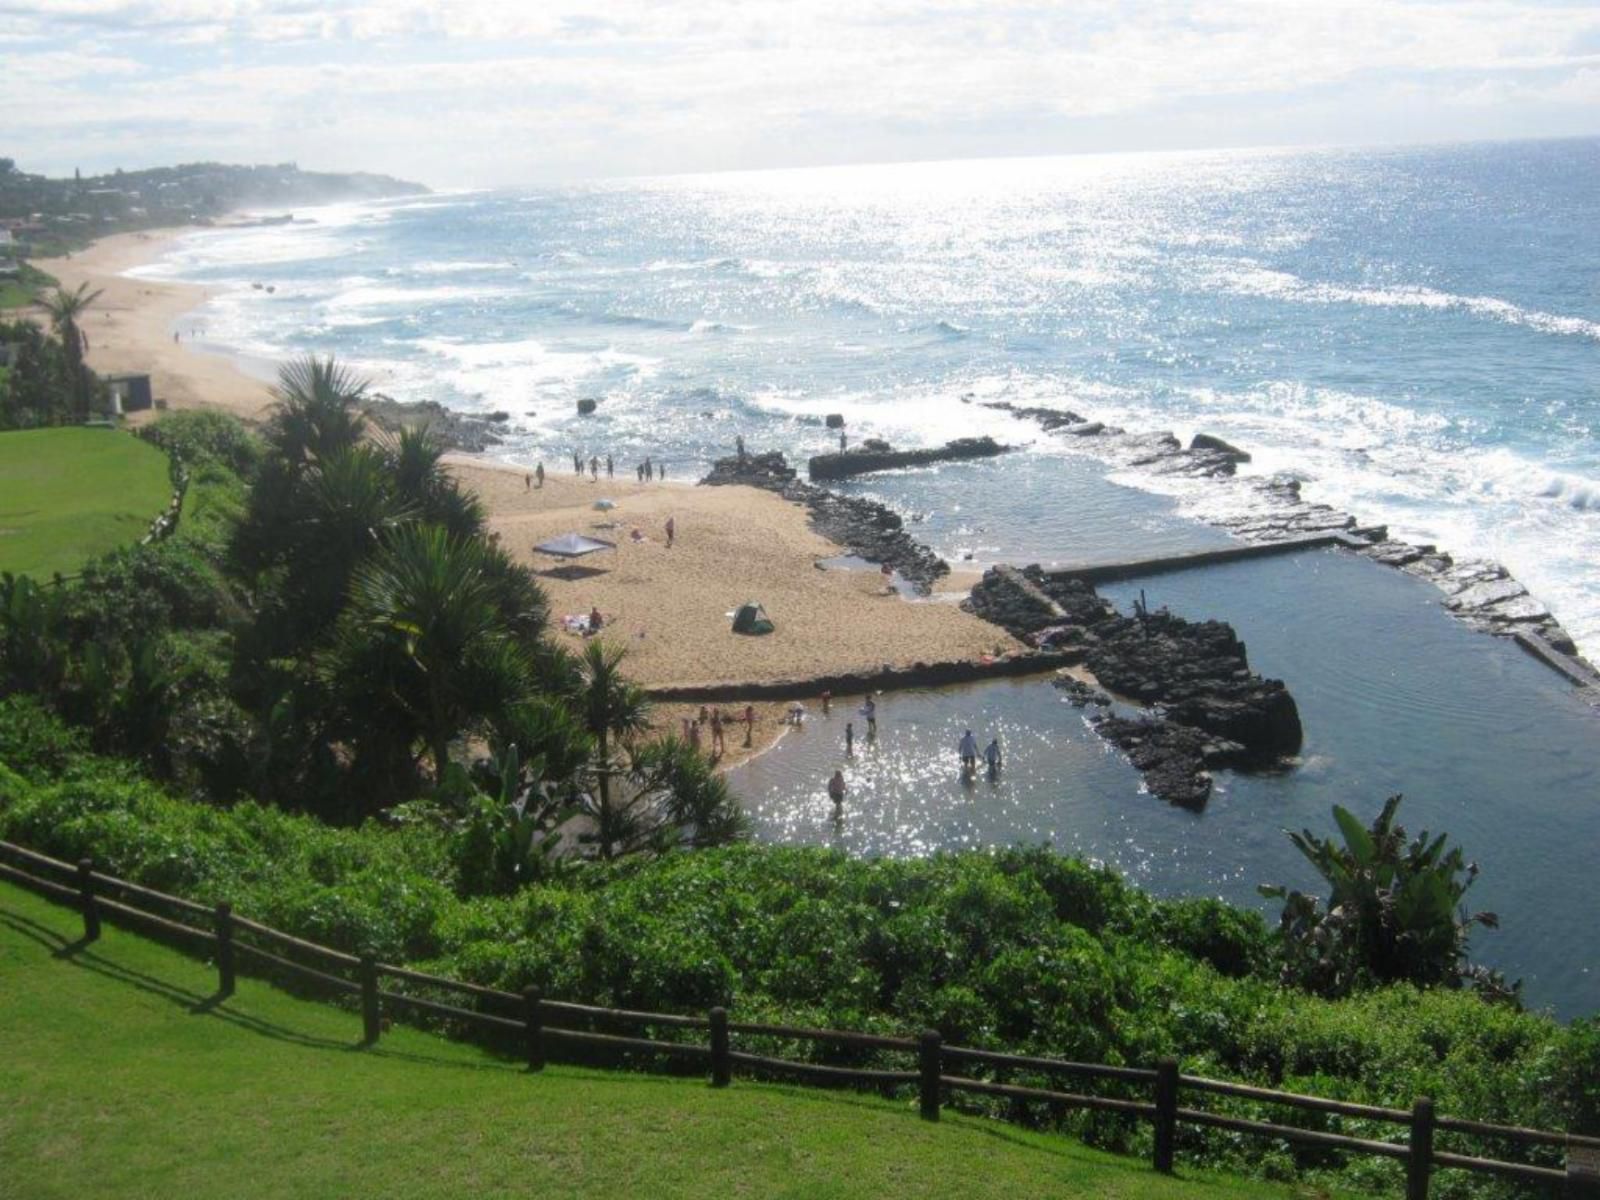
[576,397,598,415]
[825,413,845,428]
[808,436,1010,481]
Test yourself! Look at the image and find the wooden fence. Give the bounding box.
[2,838,1596,1198]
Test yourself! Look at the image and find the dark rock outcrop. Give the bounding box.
[364,395,506,453]
[808,436,1009,481]
[700,450,949,591]
[577,397,598,415]
[1090,716,1248,808]
[963,564,1302,805]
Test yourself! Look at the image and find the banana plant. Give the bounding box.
[1260,795,1506,997]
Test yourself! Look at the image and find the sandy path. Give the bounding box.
[27,230,275,422]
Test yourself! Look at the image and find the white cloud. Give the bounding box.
[2,0,1597,182]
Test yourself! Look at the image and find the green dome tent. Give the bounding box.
[731,601,775,635]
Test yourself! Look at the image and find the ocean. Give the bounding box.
[133,138,1600,1015]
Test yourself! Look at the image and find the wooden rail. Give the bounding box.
[1,837,1596,1198]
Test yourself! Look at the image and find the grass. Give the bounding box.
[0,262,57,309]
[0,880,1341,1200]
[0,426,171,578]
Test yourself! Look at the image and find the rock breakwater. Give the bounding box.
[964,564,1301,806]
[701,450,949,591]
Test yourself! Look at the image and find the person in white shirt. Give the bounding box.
[958,729,978,771]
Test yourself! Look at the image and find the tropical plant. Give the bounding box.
[0,573,70,697]
[328,524,534,782]
[1259,796,1507,998]
[42,283,103,419]
[263,355,370,466]
[574,639,650,853]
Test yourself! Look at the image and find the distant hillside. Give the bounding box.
[0,157,427,244]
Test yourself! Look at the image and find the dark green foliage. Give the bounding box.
[0,319,74,428]
[1261,797,1506,998]
[0,694,86,782]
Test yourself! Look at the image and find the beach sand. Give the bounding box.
[454,458,1019,693]
[33,232,1024,759]
[30,230,275,422]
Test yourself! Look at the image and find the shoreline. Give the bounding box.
[29,227,276,423]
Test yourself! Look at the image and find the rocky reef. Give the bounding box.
[978,398,1592,671]
[965,564,1301,806]
[807,436,1009,481]
[364,395,510,454]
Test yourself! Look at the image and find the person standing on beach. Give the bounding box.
[839,430,847,451]
[606,455,614,478]
[573,451,582,475]
[644,456,653,481]
[535,462,544,488]
[743,704,755,747]
[590,456,599,480]
[524,473,531,491]
[736,435,746,461]
[828,769,846,813]
[862,696,877,737]
[657,461,666,481]
[665,515,675,547]
[845,722,854,756]
[959,729,978,772]
[710,709,726,756]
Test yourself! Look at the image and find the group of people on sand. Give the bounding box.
[683,704,756,758]
[542,453,668,483]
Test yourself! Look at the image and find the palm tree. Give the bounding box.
[332,524,534,781]
[575,639,651,857]
[267,355,370,465]
[43,283,103,420]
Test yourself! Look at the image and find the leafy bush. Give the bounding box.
[138,410,263,479]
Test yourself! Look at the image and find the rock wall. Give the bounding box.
[807,436,1009,481]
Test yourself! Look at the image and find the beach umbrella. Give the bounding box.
[534,532,616,558]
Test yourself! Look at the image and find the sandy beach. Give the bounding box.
[30,230,275,422]
[455,457,1018,692]
[31,232,1024,720]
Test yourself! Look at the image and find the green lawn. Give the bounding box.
[0,426,171,578]
[0,262,57,309]
[0,881,1340,1199]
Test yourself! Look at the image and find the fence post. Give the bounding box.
[76,858,100,943]
[523,987,544,1072]
[213,902,235,997]
[1569,1144,1600,1199]
[1153,1057,1179,1174]
[919,1030,942,1122]
[360,954,381,1045]
[1408,1097,1435,1200]
[709,1006,730,1088]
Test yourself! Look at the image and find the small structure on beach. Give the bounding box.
[731,601,775,635]
[103,373,154,414]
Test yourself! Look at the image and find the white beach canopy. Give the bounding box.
[534,532,616,558]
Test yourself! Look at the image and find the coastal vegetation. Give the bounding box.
[0,262,56,310]
[0,338,1594,1194]
[0,427,170,577]
[2,881,1317,1200]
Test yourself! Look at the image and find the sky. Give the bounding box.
[3,0,1599,186]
